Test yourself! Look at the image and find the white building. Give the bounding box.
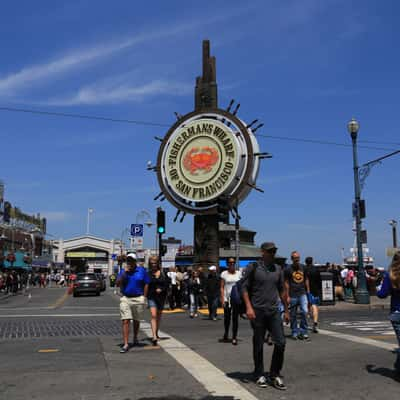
[52,235,121,275]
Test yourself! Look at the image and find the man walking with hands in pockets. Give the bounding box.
[242,242,289,390]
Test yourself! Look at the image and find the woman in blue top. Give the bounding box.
[377,251,400,373]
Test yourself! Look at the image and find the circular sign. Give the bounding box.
[164,118,239,202]
[157,108,260,215]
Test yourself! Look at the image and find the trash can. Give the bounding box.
[320,272,335,305]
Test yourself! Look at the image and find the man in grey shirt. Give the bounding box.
[242,242,289,390]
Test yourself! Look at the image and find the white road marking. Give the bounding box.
[140,322,259,400]
[329,320,394,336]
[319,328,396,351]
[0,313,119,318]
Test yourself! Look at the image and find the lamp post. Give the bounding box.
[86,208,94,235]
[389,219,398,249]
[136,209,154,251]
[347,118,370,304]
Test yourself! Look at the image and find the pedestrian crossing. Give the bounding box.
[330,320,394,336]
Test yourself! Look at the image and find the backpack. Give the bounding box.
[230,263,256,315]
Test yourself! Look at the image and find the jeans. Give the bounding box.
[189,293,199,315]
[289,294,308,336]
[251,308,286,379]
[390,311,400,371]
[207,295,219,319]
[224,302,239,339]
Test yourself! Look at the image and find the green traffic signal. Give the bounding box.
[157,207,166,235]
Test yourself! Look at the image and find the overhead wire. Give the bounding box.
[0,105,398,152]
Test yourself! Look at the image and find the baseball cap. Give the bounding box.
[126,253,137,260]
[209,265,217,271]
[260,242,278,251]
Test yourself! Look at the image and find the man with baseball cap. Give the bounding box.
[242,242,289,390]
[116,253,150,353]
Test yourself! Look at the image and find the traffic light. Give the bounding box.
[157,207,166,235]
[161,244,167,256]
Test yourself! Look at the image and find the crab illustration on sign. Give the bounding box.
[183,146,219,175]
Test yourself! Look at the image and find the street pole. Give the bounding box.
[86,208,93,235]
[234,199,240,271]
[348,118,370,304]
[389,220,398,248]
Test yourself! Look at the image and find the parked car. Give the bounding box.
[95,273,106,292]
[73,273,101,297]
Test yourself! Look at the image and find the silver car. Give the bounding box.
[73,273,101,297]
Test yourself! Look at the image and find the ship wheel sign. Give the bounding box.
[156,108,264,215]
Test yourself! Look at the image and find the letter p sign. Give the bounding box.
[131,224,144,237]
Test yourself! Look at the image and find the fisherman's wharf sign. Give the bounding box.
[165,118,238,202]
[157,109,261,215]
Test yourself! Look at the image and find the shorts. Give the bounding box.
[120,296,145,321]
[309,293,320,306]
[148,298,165,311]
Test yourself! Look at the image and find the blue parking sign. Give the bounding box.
[131,224,144,237]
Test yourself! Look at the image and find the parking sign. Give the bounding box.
[131,224,144,237]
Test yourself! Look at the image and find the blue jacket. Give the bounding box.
[377,272,400,313]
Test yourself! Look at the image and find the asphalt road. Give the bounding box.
[0,287,398,400]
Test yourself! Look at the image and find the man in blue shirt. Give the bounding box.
[117,253,150,353]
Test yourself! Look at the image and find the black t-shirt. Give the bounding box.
[204,274,220,297]
[305,265,321,296]
[148,271,169,301]
[284,264,307,297]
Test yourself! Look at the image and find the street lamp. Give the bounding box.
[347,118,370,304]
[389,219,398,249]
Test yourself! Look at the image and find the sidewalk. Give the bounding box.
[320,295,390,311]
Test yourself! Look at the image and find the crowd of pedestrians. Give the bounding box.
[0,270,80,295]
[111,243,400,389]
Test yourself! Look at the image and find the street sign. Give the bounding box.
[131,224,144,237]
[132,237,144,250]
[360,230,367,244]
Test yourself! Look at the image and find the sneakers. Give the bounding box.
[297,333,310,341]
[313,323,319,333]
[270,376,287,390]
[256,376,268,388]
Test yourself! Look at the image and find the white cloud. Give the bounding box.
[42,211,70,222]
[0,9,247,99]
[46,79,192,106]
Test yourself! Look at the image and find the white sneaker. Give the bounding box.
[256,376,268,388]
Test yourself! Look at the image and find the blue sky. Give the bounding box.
[1,0,399,266]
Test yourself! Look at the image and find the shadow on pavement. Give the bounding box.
[366,364,400,382]
[137,397,239,400]
[226,371,254,384]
